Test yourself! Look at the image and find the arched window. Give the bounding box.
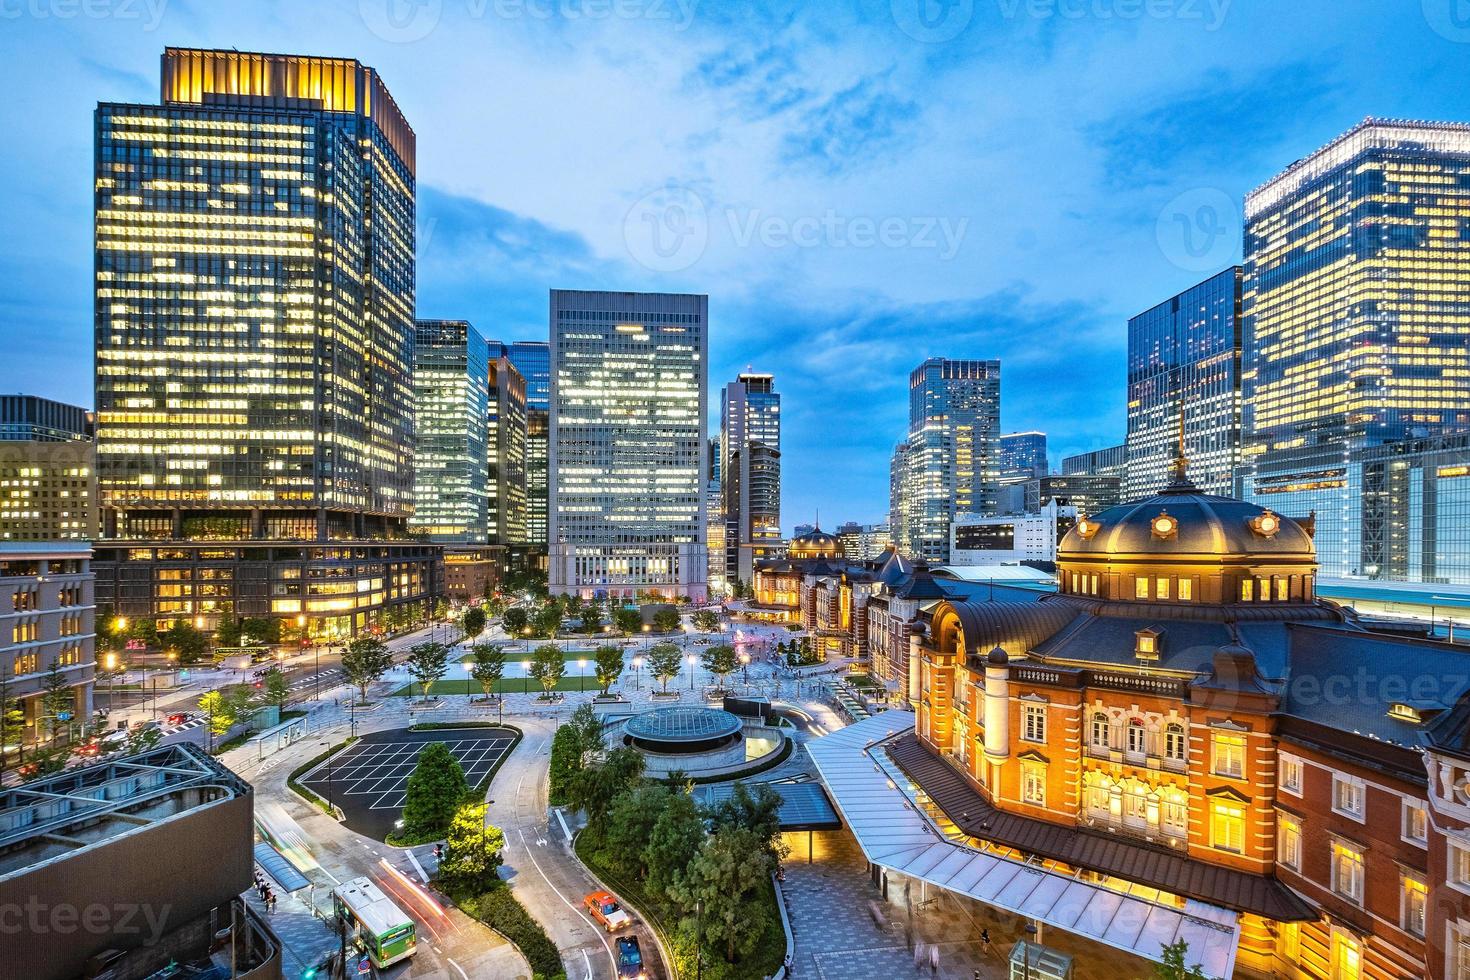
[1091,712,1111,750]
[1164,723,1187,762]
[1127,719,1148,755]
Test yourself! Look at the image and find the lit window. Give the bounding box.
[1022,764,1046,807]
[1332,929,1362,980]
[1178,578,1193,601]
[1332,774,1365,821]
[1275,577,1289,601]
[1162,794,1188,837]
[1022,704,1046,743]
[1403,800,1428,846]
[1214,732,1246,778]
[1211,801,1245,853]
[1331,841,1365,904]
[1279,754,1303,795]
[1155,577,1170,600]
[1402,875,1427,937]
[1135,577,1149,600]
[1241,578,1254,601]
[1278,815,1301,870]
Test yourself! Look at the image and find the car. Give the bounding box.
[584,891,631,932]
[166,712,190,727]
[75,739,105,758]
[615,936,645,980]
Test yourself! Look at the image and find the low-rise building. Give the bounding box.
[1,541,95,746]
[949,499,1076,566]
[0,395,97,542]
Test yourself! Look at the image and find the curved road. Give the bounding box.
[486,713,667,980]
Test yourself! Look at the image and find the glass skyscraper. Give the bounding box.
[1125,266,1242,499]
[998,431,1048,482]
[91,49,439,635]
[1242,119,1470,577]
[487,353,528,546]
[507,340,550,550]
[548,290,707,600]
[893,358,1001,562]
[721,372,781,586]
[411,321,490,543]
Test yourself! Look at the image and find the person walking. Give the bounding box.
[928,943,939,977]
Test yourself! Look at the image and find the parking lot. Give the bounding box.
[299,725,518,839]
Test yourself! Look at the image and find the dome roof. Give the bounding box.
[792,527,840,546]
[788,525,844,559]
[1059,481,1314,560]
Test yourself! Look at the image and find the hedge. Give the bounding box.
[286,735,359,816]
[460,883,566,980]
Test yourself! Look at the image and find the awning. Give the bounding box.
[253,841,311,893]
[695,780,841,832]
[807,712,1240,980]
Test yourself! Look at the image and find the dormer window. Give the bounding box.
[1136,628,1162,662]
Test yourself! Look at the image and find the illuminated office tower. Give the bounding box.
[998,431,1048,482]
[506,341,551,551]
[548,290,707,600]
[1125,267,1242,499]
[488,352,528,547]
[92,48,439,635]
[721,372,781,585]
[1061,444,1126,480]
[0,396,98,541]
[1242,119,1470,577]
[412,321,489,543]
[706,438,726,595]
[901,358,1001,563]
[888,442,912,557]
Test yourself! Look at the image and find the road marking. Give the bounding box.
[406,849,430,883]
[514,826,618,977]
[582,948,593,980]
[447,957,470,980]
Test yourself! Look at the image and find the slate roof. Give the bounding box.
[888,734,1316,922]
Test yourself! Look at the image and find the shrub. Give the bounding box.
[548,724,580,806]
[467,884,566,980]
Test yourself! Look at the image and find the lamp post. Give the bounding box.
[739,651,750,689]
[578,658,587,694]
[632,656,643,691]
[521,660,530,697]
[687,653,697,691]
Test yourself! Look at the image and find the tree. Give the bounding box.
[652,608,682,633]
[670,827,774,964]
[39,662,74,743]
[569,746,645,827]
[1154,940,1208,980]
[529,644,566,698]
[562,594,583,619]
[692,609,719,633]
[124,725,163,755]
[461,606,487,642]
[613,606,642,635]
[533,603,563,639]
[503,606,529,636]
[469,643,506,700]
[214,615,244,648]
[161,620,209,665]
[565,702,607,767]
[601,784,671,881]
[548,724,582,806]
[703,781,787,865]
[700,644,739,691]
[241,617,280,647]
[643,788,705,899]
[0,666,25,779]
[341,636,392,703]
[402,742,467,839]
[406,641,450,700]
[22,744,70,781]
[648,642,683,693]
[580,605,604,635]
[437,801,506,893]
[198,687,256,738]
[593,644,623,696]
[261,666,290,712]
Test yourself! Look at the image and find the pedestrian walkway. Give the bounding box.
[243,882,338,980]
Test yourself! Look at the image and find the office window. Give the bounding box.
[1277,815,1301,870]
[1403,799,1428,846]
[1211,801,1245,853]
[1279,754,1303,795]
[1331,841,1365,904]
[1213,732,1245,778]
[1275,577,1289,601]
[1155,577,1170,600]
[1022,704,1046,743]
[1241,578,1254,601]
[1402,875,1427,937]
[1332,774,1365,821]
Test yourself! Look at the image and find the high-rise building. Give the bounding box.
[547,290,707,600]
[92,49,439,635]
[888,442,912,556]
[0,396,98,541]
[1241,119,1470,577]
[706,438,726,595]
[412,321,490,543]
[1061,444,1127,479]
[1126,267,1242,498]
[506,340,551,551]
[721,372,781,586]
[898,358,1002,562]
[998,431,1048,482]
[488,352,528,546]
[1021,474,1121,516]
[835,521,893,562]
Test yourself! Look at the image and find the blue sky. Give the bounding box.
[2,1,1468,530]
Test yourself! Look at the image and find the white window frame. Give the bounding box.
[1090,712,1110,751]
[1163,722,1186,763]
[1450,841,1470,896]
[1279,752,1303,797]
[1126,720,1147,756]
[1332,773,1366,823]
[1021,764,1046,807]
[1213,731,1245,779]
[1330,840,1365,905]
[1277,815,1301,871]
[1402,798,1428,848]
[1401,874,1426,938]
[1021,703,1046,744]
[1210,800,1245,853]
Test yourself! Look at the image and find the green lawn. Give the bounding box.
[392,675,608,696]
[457,648,618,663]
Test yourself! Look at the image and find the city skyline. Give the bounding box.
[5,3,1469,527]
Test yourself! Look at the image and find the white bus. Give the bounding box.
[333,877,417,969]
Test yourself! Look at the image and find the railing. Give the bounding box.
[1086,670,1188,698]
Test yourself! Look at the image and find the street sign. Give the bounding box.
[57,711,72,721]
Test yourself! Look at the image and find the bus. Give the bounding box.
[333,877,417,969]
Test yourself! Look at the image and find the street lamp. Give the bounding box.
[521,660,530,697]
[739,651,750,688]
[578,658,587,693]
[687,653,697,691]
